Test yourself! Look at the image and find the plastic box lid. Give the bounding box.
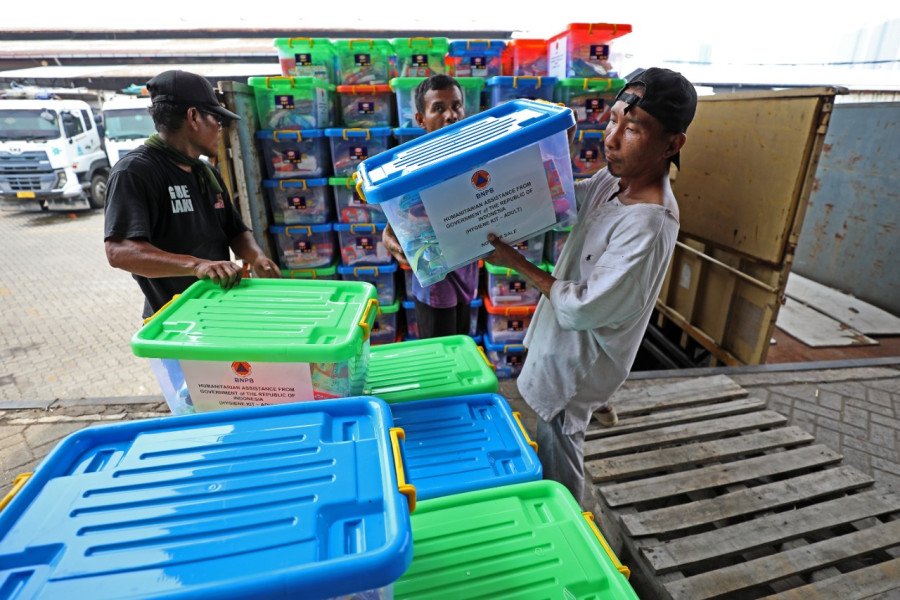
[357,99,574,204]
[262,177,329,189]
[448,39,507,55]
[333,222,387,233]
[393,480,637,599]
[576,129,607,139]
[131,278,377,363]
[484,259,550,276]
[337,261,399,276]
[388,393,540,501]
[364,335,498,403]
[393,126,426,137]
[389,76,485,92]
[0,398,414,600]
[269,223,333,234]
[336,84,392,94]
[484,75,558,89]
[548,22,633,44]
[248,75,336,92]
[255,129,326,141]
[556,77,627,92]
[281,263,338,278]
[273,37,336,51]
[482,336,526,353]
[324,127,392,138]
[375,297,401,314]
[390,37,449,53]
[483,295,537,316]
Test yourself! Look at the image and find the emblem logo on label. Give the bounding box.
[232,362,252,377]
[471,170,491,189]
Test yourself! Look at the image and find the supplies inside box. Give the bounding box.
[334,38,394,84]
[484,260,550,307]
[262,177,334,225]
[334,222,391,266]
[370,298,401,345]
[249,76,336,130]
[256,129,330,179]
[330,176,386,224]
[325,127,392,176]
[355,99,576,288]
[270,223,336,269]
[391,37,449,77]
[545,226,571,264]
[337,84,394,128]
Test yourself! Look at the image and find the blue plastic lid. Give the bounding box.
[333,222,387,232]
[485,76,559,89]
[448,40,507,55]
[337,260,399,275]
[262,177,329,188]
[255,129,325,140]
[401,299,415,310]
[0,398,413,600]
[471,297,483,307]
[358,99,574,204]
[392,127,426,136]
[325,127,393,138]
[483,336,527,353]
[269,223,333,234]
[576,129,607,139]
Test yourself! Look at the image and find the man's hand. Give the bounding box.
[195,260,243,290]
[382,222,410,267]
[484,233,524,271]
[250,256,282,279]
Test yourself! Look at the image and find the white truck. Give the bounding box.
[0,97,110,211]
[101,95,154,167]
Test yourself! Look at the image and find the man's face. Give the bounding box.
[415,87,465,133]
[194,108,222,159]
[604,88,673,178]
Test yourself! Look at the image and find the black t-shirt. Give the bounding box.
[104,145,249,319]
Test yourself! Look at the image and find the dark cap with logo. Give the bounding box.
[146,70,240,122]
[614,67,697,167]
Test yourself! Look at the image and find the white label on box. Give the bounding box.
[181,360,314,412]
[418,144,556,267]
[315,88,330,126]
[548,37,567,79]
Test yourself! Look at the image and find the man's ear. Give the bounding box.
[664,132,687,162]
[186,107,203,131]
[414,111,425,128]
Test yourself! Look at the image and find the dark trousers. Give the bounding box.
[413,297,471,339]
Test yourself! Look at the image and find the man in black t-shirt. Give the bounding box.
[104,70,280,319]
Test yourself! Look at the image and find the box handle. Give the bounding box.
[583,78,613,91]
[342,128,370,141]
[279,179,307,191]
[351,172,369,203]
[476,345,494,368]
[582,511,631,579]
[512,412,538,453]
[143,294,181,325]
[512,76,542,89]
[289,269,316,278]
[349,39,374,50]
[587,23,618,36]
[265,76,295,89]
[349,223,376,234]
[285,225,313,236]
[466,39,494,50]
[353,266,379,276]
[406,37,433,49]
[0,472,32,512]
[347,85,378,94]
[359,297,378,342]
[288,37,314,48]
[273,129,302,142]
[389,427,417,513]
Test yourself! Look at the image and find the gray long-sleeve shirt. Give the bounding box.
[517,168,680,434]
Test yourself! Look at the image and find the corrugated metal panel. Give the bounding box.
[793,101,900,315]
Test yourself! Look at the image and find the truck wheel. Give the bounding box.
[88,173,108,209]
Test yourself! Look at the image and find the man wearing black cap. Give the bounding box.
[486,67,698,507]
[104,70,280,320]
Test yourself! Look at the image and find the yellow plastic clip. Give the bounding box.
[355,178,368,203]
[265,76,294,89]
[466,39,491,50]
[280,179,307,191]
[288,37,313,48]
[286,225,313,236]
[353,266,379,277]
[350,223,376,234]
[512,412,538,453]
[273,129,301,143]
[583,511,631,579]
[389,427,417,513]
[349,39,374,50]
[290,269,315,278]
[358,297,378,342]
[407,37,432,48]
[143,294,180,325]
[0,472,32,512]
[342,128,370,141]
[476,345,494,369]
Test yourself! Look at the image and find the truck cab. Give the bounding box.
[0,96,110,211]
[101,95,154,167]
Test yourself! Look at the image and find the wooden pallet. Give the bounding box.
[587,375,900,600]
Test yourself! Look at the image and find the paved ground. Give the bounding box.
[1,205,898,504]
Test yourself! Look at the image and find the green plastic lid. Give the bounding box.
[273,37,335,52]
[131,279,378,363]
[484,260,551,276]
[248,76,336,92]
[391,37,449,54]
[389,77,425,92]
[334,38,393,53]
[455,76,487,91]
[555,77,627,91]
[280,263,338,279]
[394,480,639,599]
[364,335,498,403]
[376,298,401,315]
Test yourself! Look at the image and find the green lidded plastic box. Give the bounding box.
[390,76,485,128]
[393,480,638,599]
[334,38,395,85]
[248,76,336,131]
[279,263,338,279]
[132,278,378,413]
[364,334,497,403]
[553,77,626,130]
[391,37,449,78]
[273,37,337,82]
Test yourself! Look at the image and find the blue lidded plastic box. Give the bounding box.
[256,129,330,179]
[262,178,334,225]
[483,337,528,379]
[356,99,576,288]
[330,176,386,224]
[334,222,391,266]
[325,127,393,176]
[446,40,506,78]
[269,223,336,269]
[0,398,414,600]
[389,393,540,500]
[338,260,399,306]
[484,76,558,107]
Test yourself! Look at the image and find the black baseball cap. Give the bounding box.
[146,70,240,122]
[614,67,697,168]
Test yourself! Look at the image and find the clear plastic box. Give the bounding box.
[391,37,449,77]
[484,260,550,307]
[325,127,392,176]
[485,76,557,108]
[510,231,546,264]
[337,84,394,128]
[356,100,575,288]
[273,37,337,82]
[269,223,335,269]
[545,226,571,264]
[334,222,392,266]
[483,337,528,379]
[571,129,607,177]
[393,126,425,146]
[338,260,399,306]
[334,38,394,84]
[554,77,625,129]
[508,39,549,76]
[483,295,535,344]
[547,22,633,79]
[255,129,329,179]
[370,298,401,345]
[262,177,333,225]
[330,176,386,223]
[249,76,336,131]
[446,40,506,78]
